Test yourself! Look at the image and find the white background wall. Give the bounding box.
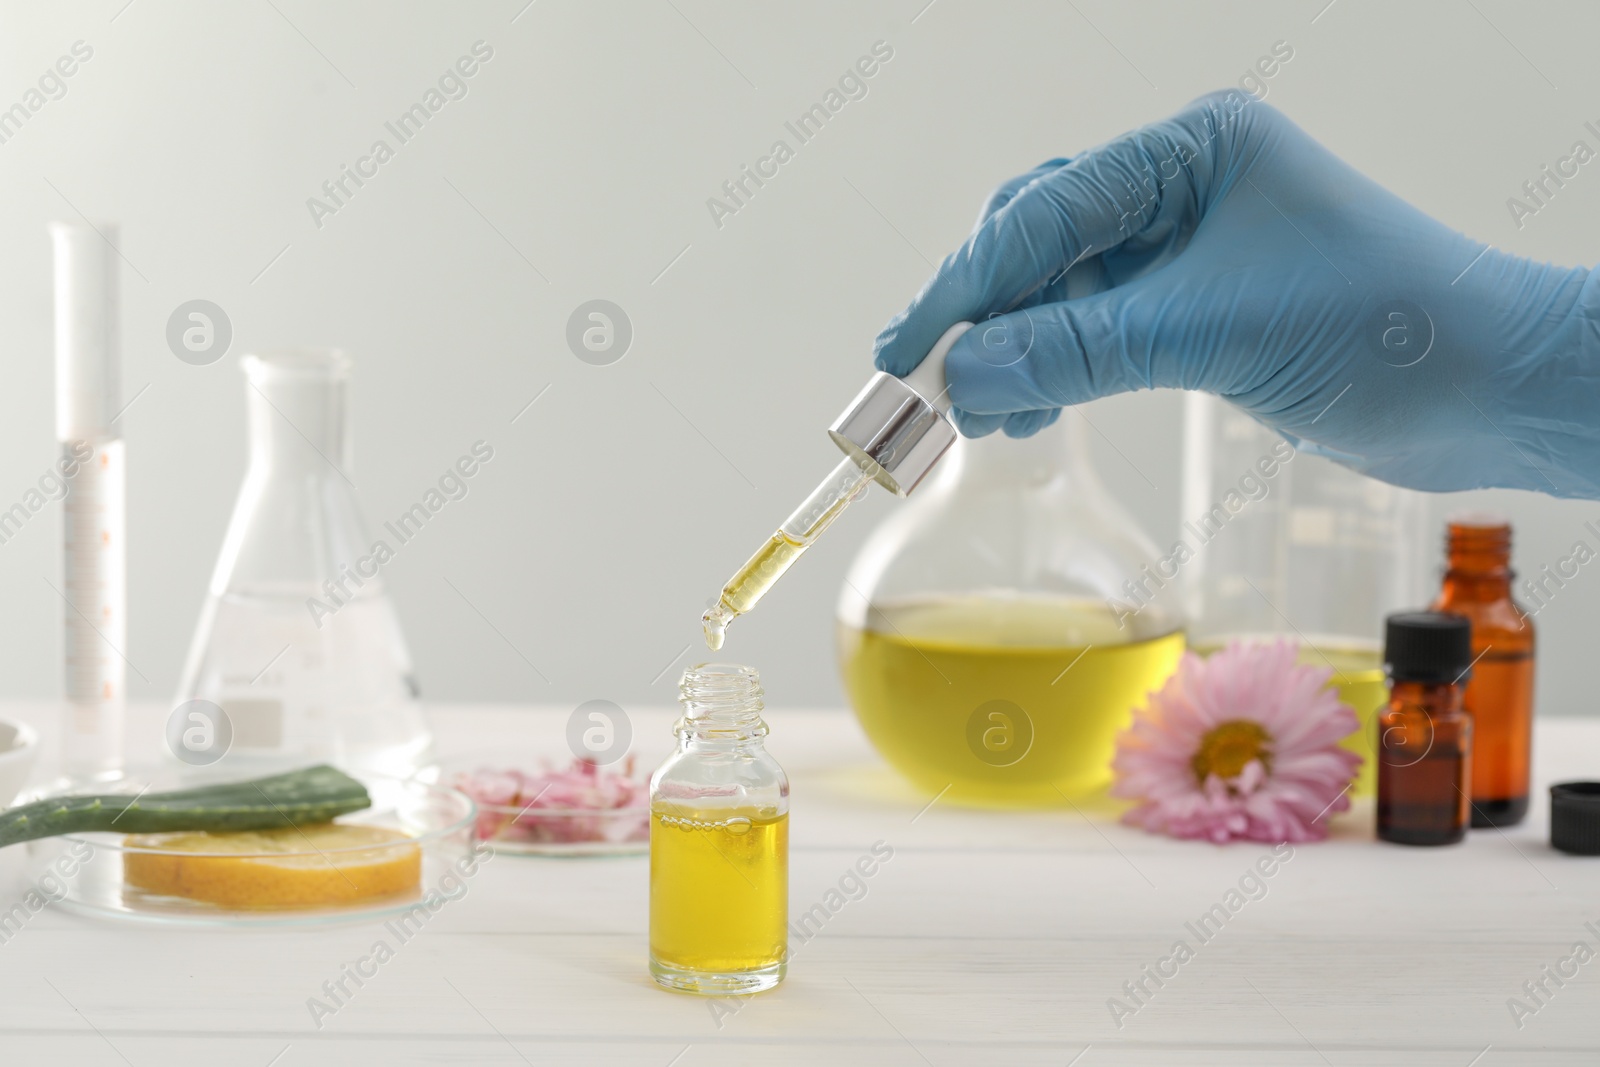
[0,0,1597,715]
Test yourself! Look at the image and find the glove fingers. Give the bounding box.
[1025,251,1113,310]
[1001,409,1057,438]
[974,158,1072,229]
[874,92,1254,379]
[874,173,1129,377]
[946,281,1199,414]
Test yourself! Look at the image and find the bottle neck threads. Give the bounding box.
[1444,515,1511,579]
[678,663,767,742]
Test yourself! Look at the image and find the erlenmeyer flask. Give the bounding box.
[177,350,431,775]
[836,414,1185,806]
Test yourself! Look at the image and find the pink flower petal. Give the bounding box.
[1110,638,1361,845]
[452,757,647,845]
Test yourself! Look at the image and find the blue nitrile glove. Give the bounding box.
[874,90,1600,498]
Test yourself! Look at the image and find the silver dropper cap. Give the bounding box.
[828,322,972,496]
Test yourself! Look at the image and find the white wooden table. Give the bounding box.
[1,702,1597,1066]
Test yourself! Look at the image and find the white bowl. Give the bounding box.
[0,720,39,808]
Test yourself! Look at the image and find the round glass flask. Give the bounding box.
[176,350,431,776]
[836,414,1185,806]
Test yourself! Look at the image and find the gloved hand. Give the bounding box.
[873,90,1600,498]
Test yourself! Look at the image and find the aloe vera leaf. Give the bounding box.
[0,764,371,849]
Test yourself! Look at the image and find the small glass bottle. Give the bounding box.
[650,663,788,994]
[1377,612,1474,846]
[1429,516,1534,827]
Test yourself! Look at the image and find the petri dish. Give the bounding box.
[435,747,651,857]
[21,771,476,927]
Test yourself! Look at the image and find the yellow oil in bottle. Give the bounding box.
[649,806,788,980]
[1191,640,1386,798]
[838,595,1185,806]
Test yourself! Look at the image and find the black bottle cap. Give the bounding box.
[1551,782,1600,855]
[1384,612,1473,684]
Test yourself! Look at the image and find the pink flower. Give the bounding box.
[1111,639,1362,844]
[450,757,649,845]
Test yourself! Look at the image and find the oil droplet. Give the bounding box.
[724,816,752,835]
[701,601,733,651]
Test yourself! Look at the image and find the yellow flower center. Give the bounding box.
[1191,720,1273,783]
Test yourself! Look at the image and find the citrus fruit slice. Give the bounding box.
[123,823,420,907]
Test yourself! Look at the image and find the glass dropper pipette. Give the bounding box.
[701,458,873,649]
[701,322,974,650]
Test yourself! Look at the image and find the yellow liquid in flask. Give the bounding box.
[839,595,1184,806]
[1310,645,1385,799]
[650,806,788,976]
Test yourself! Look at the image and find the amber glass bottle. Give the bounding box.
[1377,612,1473,846]
[1430,518,1534,827]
